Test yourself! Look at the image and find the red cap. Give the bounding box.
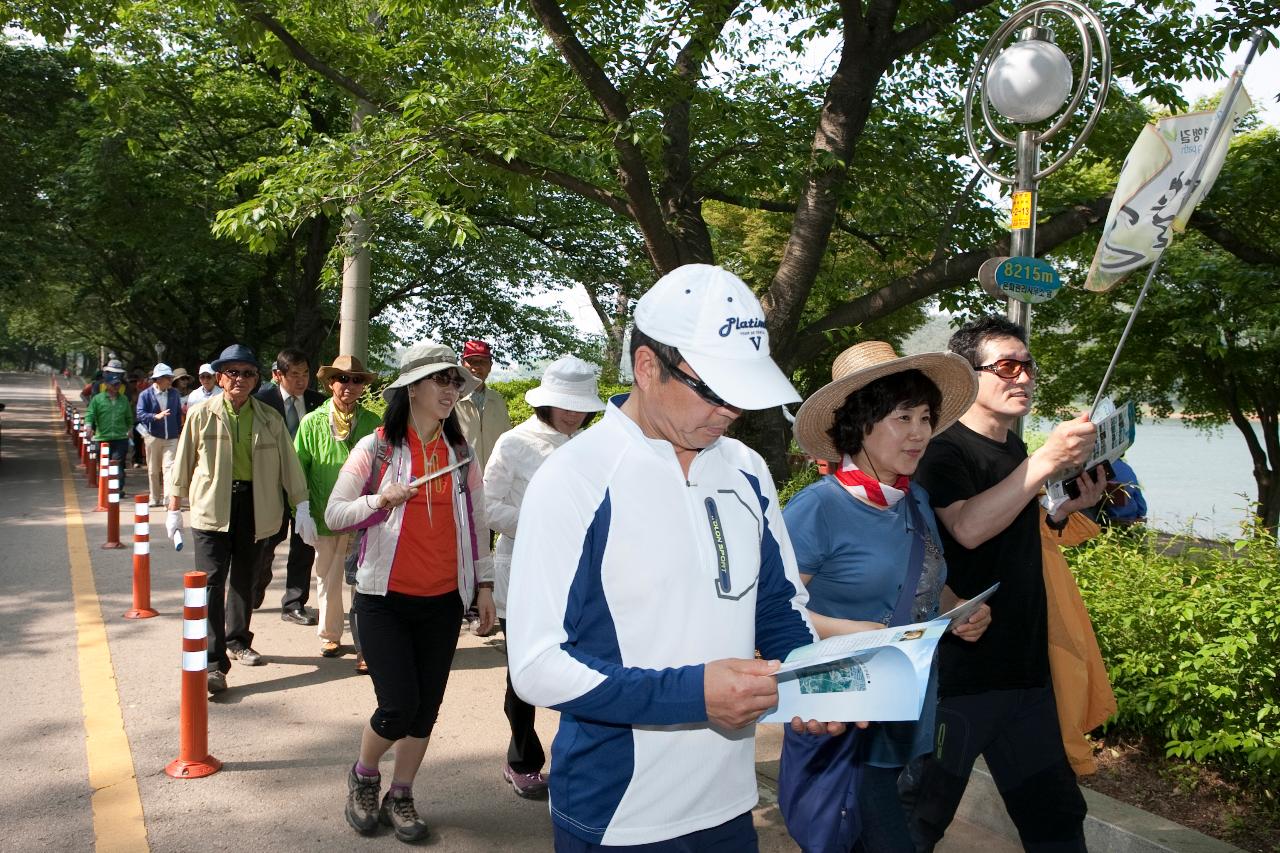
[461,340,493,360]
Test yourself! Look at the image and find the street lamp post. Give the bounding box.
[965,0,1111,337]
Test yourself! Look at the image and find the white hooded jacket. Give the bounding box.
[483,415,575,618]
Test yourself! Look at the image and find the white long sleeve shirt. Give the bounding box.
[507,397,815,846]
[483,415,575,618]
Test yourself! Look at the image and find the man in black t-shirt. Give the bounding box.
[904,316,1107,852]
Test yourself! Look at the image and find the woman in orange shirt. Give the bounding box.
[326,341,495,843]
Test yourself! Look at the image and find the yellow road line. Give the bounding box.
[54,397,150,852]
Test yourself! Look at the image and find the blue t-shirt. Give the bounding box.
[783,475,947,766]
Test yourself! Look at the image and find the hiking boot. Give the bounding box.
[230,647,263,666]
[380,790,430,843]
[345,766,381,835]
[207,671,227,695]
[502,764,549,799]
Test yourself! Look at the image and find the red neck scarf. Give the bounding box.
[833,455,910,508]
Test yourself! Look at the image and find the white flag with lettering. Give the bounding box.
[1085,82,1251,292]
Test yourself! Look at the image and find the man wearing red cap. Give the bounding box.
[454,339,512,473]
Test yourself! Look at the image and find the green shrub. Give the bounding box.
[779,463,821,505]
[1068,528,1280,789]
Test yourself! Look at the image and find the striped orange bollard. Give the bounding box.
[123,495,158,617]
[86,438,99,489]
[102,461,125,549]
[95,443,110,510]
[166,571,221,779]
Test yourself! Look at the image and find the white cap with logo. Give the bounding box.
[633,264,800,410]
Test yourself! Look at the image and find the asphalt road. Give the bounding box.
[0,371,1010,852]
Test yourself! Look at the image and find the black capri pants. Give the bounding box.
[354,590,464,741]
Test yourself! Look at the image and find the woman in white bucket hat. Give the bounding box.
[482,355,605,799]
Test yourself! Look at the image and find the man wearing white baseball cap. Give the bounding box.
[507,264,843,851]
[186,362,222,407]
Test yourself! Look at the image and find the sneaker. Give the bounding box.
[345,766,381,835]
[502,764,549,800]
[321,641,341,658]
[380,790,429,843]
[207,671,227,695]
[231,647,263,666]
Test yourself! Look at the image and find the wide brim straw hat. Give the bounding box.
[793,341,979,463]
[524,355,606,412]
[382,341,480,401]
[317,354,379,386]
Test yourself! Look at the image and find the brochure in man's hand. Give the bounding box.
[758,583,999,724]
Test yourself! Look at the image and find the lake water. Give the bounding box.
[1031,417,1264,540]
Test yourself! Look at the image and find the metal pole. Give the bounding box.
[1007,129,1040,337]
[338,99,373,364]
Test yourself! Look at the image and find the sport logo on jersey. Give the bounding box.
[718,316,767,351]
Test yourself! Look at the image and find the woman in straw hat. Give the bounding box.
[294,355,382,662]
[780,341,993,852]
[325,341,495,843]
[482,355,606,801]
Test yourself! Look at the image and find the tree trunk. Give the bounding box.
[1253,467,1280,536]
[732,406,793,487]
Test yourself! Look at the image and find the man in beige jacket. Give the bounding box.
[454,339,513,472]
[166,344,313,695]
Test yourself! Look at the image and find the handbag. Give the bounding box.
[776,484,932,852]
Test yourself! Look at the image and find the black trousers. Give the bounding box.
[254,509,316,611]
[901,684,1087,852]
[356,590,463,741]
[192,489,267,672]
[104,438,129,496]
[500,618,545,773]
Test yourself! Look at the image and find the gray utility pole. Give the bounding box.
[338,99,373,364]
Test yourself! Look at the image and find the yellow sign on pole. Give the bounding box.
[1011,191,1032,230]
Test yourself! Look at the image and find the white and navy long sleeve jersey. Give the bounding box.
[507,398,815,846]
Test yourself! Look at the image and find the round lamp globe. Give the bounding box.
[985,38,1074,124]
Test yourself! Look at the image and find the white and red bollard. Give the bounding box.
[95,442,110,510]
[166,571,221,779]
[102,461,125,549]
[123,496,158,618]
[86,438,99,490]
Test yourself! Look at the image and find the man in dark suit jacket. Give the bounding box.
[253,348,327,625]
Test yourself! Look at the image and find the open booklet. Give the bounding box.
[758,583,998,724]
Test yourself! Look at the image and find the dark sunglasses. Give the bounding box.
[221,368,259,380]
[333,374,368,385]
[977,358,1037,381]
[657,353,732,409]
[427,371,466,390]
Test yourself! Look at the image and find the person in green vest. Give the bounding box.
[294,355,383,663]
[83,360,134,496]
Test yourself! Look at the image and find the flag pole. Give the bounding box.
[1087,29,1266,417]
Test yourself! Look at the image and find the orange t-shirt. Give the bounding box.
[388,427,459,597]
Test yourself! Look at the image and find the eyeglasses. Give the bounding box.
[333,374,368,385]
[221,368,259,380]
[976,358,1037,381]
[427,371,466,390]
[657,353,732,409]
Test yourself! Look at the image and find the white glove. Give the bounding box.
[294,501,318,547]
[166,509,183,539]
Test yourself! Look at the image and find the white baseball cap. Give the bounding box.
[198,363,215,377]
[632,264,799,410]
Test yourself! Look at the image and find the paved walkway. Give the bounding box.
[1,372,1012,852]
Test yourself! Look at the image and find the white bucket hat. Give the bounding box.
[151,362,174,379]
[633,264,800,410]
[382,341,479,401]
[524,356,606,413]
